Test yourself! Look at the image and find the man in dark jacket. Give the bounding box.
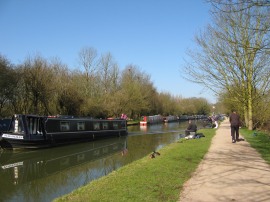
[229,109,241,143]
[185,120,197,136]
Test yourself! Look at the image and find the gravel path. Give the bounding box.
[179,118,270,202]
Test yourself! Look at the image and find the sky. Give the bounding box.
[0,0,216,103]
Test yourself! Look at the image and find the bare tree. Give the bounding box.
[97,52,120,94]
[21,55,58,115]
[184,1,270,129]
[208,0,270,9]
[78,47,99,98]
[96,53,121,117]
[0,55,19,117]
[119,65,157,118]
[78,47,98,79]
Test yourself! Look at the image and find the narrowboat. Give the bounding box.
[0,114,128,149]
[163,115,179,123]
[139,115,163,126]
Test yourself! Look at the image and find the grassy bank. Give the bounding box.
[55,128,216,202]
[240,129,270,164]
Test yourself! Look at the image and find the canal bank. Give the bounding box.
[54,128,216,201]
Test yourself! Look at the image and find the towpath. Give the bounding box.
[179,118,270,202]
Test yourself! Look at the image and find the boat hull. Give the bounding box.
[0,131,127,149]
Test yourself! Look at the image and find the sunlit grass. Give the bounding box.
[55,128,216,202]
[240,128,270,164]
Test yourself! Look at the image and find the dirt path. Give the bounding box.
[179,118,270,202]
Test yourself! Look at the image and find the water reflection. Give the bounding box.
[129,121,188,135]
[0,137,127,202]
[0,120,208,202]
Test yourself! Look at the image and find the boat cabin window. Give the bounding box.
[60,121,70,131]
[27,117,43,135]
[77,122,85,131]
[113,122,119,129]
[93,122,100,130]
[121,120,127,129]
[102,122,108,130]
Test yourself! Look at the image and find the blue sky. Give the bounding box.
[0,0,216,103]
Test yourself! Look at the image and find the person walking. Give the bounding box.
[229,109,241,143]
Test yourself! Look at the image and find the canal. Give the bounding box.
[0,120,208,202]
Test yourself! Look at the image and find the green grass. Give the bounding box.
[240,128,270,164]
[54,129,216,202]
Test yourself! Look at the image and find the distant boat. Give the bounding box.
[0,114,128,149]
[163,115,179,123]
[140,115,163,126]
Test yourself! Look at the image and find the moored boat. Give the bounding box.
[163,115,179,123]
[139,115,163,126]
[0,114,128,149]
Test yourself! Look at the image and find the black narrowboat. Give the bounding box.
[0,114,128,149]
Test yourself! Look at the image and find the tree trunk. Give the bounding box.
[247,85,253,130]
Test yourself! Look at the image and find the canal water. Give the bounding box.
[0,120,209,202]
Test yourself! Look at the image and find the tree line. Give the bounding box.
[0,51,212,119]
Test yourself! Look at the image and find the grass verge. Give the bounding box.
[240,129,270,164]
[54,128,216,202]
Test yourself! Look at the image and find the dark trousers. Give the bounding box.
[231,125,239,141]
